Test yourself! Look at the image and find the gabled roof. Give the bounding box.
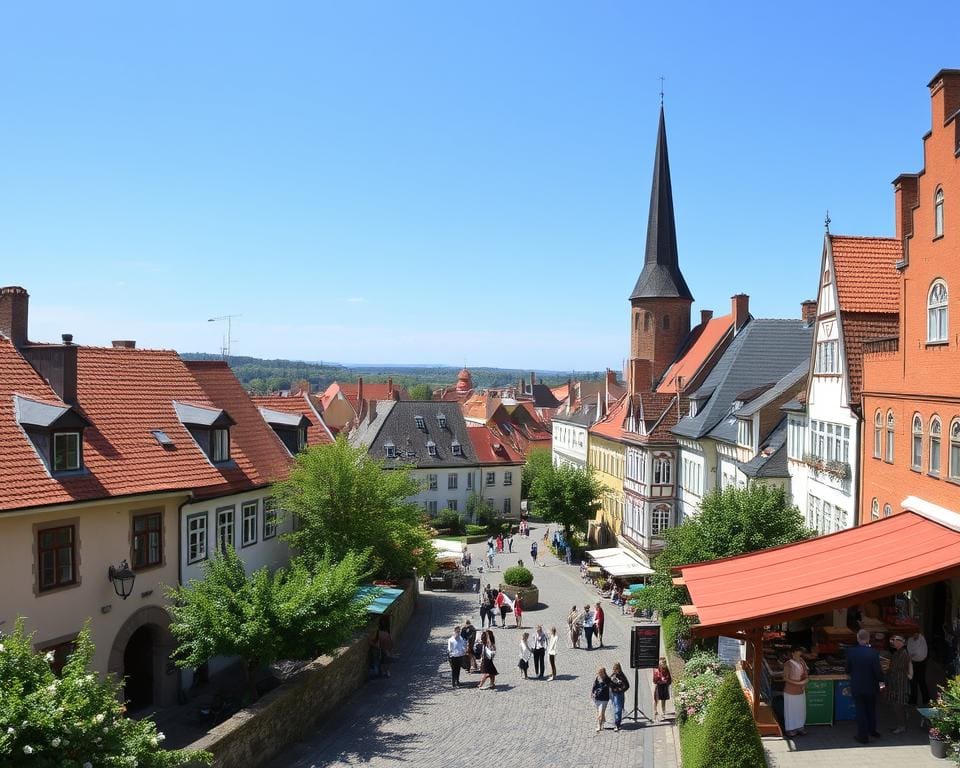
[251,392,334,446]
[829,235,902,314]
[657,313,735,394]
[624,391,684,443]
[553,399,603,428]
[320,380,408,412]
[466,426,524,465]
[589,396,629,443]
[739,419,789,479]
[672,319,813,440]
[708,362,808,446]
[529,383,561,409]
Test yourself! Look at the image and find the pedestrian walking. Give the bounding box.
[567,605,583,649]
[477,630,498,691]
[531,540,538,566]
[496,534,503,554]
[846,628,885,743]
[508,534,514,552]
[518,632,532,679]
[487,546,496,570]
[783,646,808,736]
[531,625,548,678]
[908,629,930,705]
[548,626,559,679]
[564,543,572,565]
[496,589,512,627]
[886,634,911,733]
[446,626,467,688]
[462,618,479,673]
[583,604,596,650]
[591,666,612,732]
[594,602,605,648]
[513,593,523,628]
[652,656,673,721]
[609,662,630,731]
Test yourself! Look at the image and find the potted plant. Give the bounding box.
[929,727,949,759]
[502,564,539,608]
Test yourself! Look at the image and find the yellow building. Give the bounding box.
[587,398,627,546]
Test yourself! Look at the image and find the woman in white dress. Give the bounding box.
[783,645,809,737]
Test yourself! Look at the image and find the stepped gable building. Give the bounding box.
[862,69,960,528]
[785,234,901,535]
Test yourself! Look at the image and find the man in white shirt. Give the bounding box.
[907,629,929,705]
[447,626,467,688]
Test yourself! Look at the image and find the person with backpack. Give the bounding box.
[609,662,631,731]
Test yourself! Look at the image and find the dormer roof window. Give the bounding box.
[437,413,447,428]
[385,441,396,458]
[15,395,91,475]
[427,440,437,457]
[174,400,236,464]
[415,415,426,431]
[451,440,463,456]
[258,406,312,455]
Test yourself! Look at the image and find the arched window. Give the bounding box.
[871,498,880,521]
[912,414,923,470]
[883,503,892,518]
[927,280,948,343]
[930,417,942,475]
[662,315,670,330]
[874,410,882,458]
[885,410,895,462]
[651,505,671,536]
[643,312,652,331]
[935,187,945,238]
[653,456,672,485]
[951,419,960,481]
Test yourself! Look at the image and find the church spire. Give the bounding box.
[629,105,694,302]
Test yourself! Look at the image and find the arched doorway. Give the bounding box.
[123,625,155,711]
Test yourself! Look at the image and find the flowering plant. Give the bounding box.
[929,726,948,741]
[0,618,210,768]
[675,669,725,724]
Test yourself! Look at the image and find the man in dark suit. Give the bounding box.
[846,628,886,743]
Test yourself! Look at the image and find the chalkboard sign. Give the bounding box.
[805,678,833,725]
[630,624,661,669]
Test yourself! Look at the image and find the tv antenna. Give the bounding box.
[208,314,240,358]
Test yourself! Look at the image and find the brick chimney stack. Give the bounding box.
[357,376,363,409]
[0,286,29,347]
[627,358,653,396]
[112,340,136,349]
[894,174,919,245]
[387,377,394,400]
[801,300,817,325]
[700,309,714,325]
[731,294,750,333]
[929,69,960,128]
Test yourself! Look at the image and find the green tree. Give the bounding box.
[689,672,765,768]
[0,619,209,768]
[635,484,812,620]
[465,492,497,526]
[276,437,437,578]
[406,383,433,401]
[528,463,602,540]
[521,447,552,502]
[167,547,372,697]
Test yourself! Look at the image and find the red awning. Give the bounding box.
[677,512,960,637]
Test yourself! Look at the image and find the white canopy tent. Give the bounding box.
[585,548,653,578]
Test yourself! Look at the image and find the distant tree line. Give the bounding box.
[180,352,606,395]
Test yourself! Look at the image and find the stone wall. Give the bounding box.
[184,579,417,768]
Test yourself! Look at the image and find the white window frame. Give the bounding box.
[486,471,495,487]
[187,512,208,564]
[448,473,458,490]
[886,410,895,463]
[871,498,879,521]
[466,473,474,490]
[212,428,230,463]
[874,410,882,459]
[241,500,258,547]
[653,456,671,485]
[930,417,942,475]
[447,499,458,512]
[883,503,893,518]
[951,420,960,481]
[216,506,235,554]
[935,187,945,238]
[651,505,671,536]
[927,279,948,343]
[912,414,923,470]
[428,473,438,491]
[263,497,278,539]
[504,471,512,486]
[815,339,840,374]
[52,431,82,472]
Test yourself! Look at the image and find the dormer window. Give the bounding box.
[689,401,698,418]
[385,442,396,458]
[415,415,426,431]
[15,395,91,475]
[174,401,236,465]
[737,419,753,449]
[258,406,312,455]
[452,440,463,456]
[437,413,447,429]
[427,440,437,457]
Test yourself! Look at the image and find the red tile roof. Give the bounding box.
[589,396,629,442]
[657,314,734,394]
[320,381,408,412]
[250,392,333,446]
[830,236,902,314]
[466,426,524,464]
[840,314,900,406]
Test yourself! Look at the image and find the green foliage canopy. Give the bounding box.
[689,672,766,768]
[406,383,433,401]
[502,566,534,587]
[528,463,602,539]
[276,437,436,578]
[521,447,552,501]
[0,619,209,768]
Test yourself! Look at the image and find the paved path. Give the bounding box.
[266,526,678,768]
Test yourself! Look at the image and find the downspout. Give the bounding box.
[177,492,195,587]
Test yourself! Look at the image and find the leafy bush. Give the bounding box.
[0,619,209,768]
[435,510,465,535]
[687,672,765,768]
[684,650,724,678]
[676,669,726,725]
[502,566,533,587]
[930,674,960,742]
[465,524,487,536]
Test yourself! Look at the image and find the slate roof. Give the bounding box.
[739,419,789,479]
[350,400,478,469]
[530,384,561,409]
[708,361,807,445]
[553,400,603,428]
[672,319,813,440]
[251,392,334,446]
[830,235,901,314]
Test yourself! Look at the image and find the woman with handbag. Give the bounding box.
[517,631,533,680]
[652,657,673,721]
[590,666,612,732]
[783,645,808,736]
[477,630,499,691]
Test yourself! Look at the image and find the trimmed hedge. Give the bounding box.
[502,566,534,587]
[683,672,765,768]
[465,524,487,536]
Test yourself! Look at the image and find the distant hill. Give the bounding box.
[180,353,605,395]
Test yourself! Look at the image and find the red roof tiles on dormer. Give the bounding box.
[250,392,333,447]
[466,425,524,464]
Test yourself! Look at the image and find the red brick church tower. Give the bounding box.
[627,106,693,395]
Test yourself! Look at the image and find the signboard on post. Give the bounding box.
[717,636,743,667]
[630,624,661,669]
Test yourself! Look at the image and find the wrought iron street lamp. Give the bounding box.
[108,559,136,600]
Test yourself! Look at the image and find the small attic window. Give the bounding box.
[151,430,173,447]
[385,442,396,458]
[427,440,437,457]
[415,415,426,431]
[437,413,447,428]
[452,440,462,456]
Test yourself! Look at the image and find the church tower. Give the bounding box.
[627,105,693,394]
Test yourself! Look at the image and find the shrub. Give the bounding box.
[465,524,487,536]
[688,672,765,768]
[675,669,725,725]
[502,566,533,587]
[436,510,465,535]
[684,650,724,678]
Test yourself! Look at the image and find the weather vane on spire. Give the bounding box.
[659,76,665,105]
[824,209,832,233]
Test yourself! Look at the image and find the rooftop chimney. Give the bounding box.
[20,340,78,405]
[894,174,919,247]
[387,377,394,400]
[356,376,363,411]
[112,339,136,349]
[731,294,750,333]
[628,358,653,396]
[368,399,378,424]
[929,69,960,129]
[0,286,29,347]
[530,371,536,393]
[700,309,714,325]
[801,300,817,326]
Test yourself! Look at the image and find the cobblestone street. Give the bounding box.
[267,528,678,768]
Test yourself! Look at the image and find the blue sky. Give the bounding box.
[1,3,956,371]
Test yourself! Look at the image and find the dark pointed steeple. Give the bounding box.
[630,106,694,302]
